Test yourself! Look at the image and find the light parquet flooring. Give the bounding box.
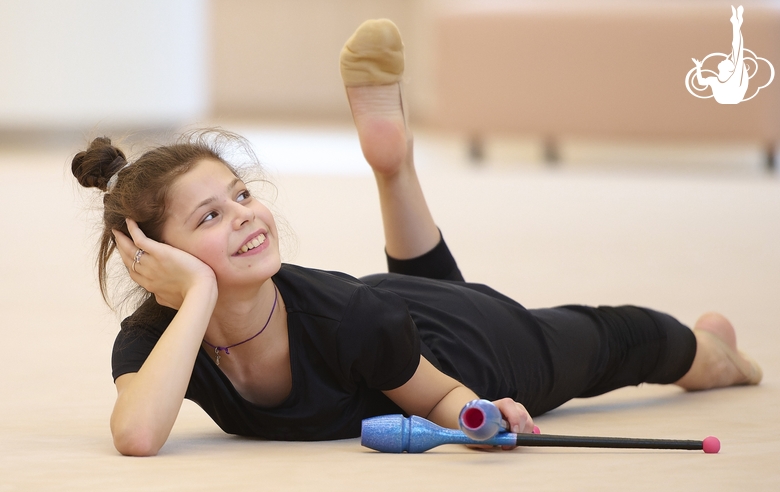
[1,135,778,491]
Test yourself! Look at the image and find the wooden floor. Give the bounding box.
[1,134,778,490]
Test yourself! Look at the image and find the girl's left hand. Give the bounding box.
[467,398,534,451]
[491,397,534,450]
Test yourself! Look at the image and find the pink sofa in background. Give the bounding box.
[431,3,780,169]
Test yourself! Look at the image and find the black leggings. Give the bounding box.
[385,234,697,416]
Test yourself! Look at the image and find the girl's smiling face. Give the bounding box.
[160,158,281,287]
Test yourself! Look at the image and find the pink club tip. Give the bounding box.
[702,436,720,454]
[533,426,541,434]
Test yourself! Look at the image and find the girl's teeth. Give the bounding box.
[239,234,266,254]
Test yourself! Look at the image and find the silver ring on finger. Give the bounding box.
[132,248,145,273]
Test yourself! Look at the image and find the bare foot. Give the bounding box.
[676,312,762,391]
[340,19,410,177]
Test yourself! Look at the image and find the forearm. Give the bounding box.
[426,385,480,430]
[383,356,535,438]
[110,281,217,456]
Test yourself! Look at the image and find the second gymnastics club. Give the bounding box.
[361,414,721,454]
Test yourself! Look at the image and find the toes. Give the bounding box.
[737,350,763,385]
[340,19,404,87]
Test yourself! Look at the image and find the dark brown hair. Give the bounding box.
[72,129,260,307]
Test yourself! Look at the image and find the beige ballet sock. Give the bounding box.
[700,330,763,386]
[340,19,404,86]
[682,329,763,391]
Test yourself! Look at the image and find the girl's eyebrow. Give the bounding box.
[186,178,242,223]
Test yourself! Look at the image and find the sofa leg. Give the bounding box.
[766,143,776,173]
[543,137,560,165]
[468,135,485,164]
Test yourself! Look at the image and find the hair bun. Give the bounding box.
[72,137,127,191]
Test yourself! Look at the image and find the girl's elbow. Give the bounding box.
[111,420,164,457]
[113,430,162,457]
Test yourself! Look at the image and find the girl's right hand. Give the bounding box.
[113,218,217,310]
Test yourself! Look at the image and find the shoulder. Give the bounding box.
[119,296,177,338]
[113,297,176,357]
[274,263,414,348]
[111,297,177,381]
[275,265,420,390]
[273,263,376,320]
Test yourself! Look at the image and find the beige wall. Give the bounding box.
[210,0,443,124]
[432,2,780,144]
[210,0,780,145]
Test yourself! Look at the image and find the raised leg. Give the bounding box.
[675,312,762,391]
[341,19,440,260]
[729,6,745,70]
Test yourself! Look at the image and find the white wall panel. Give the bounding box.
[0,0,207,128]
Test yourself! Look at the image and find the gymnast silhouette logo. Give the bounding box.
[685,5,774,104]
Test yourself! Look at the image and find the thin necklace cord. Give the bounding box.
[203,284,279,365]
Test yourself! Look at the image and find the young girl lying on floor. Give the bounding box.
[72,20,761,456]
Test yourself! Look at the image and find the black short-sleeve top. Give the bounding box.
[112,264,551,441]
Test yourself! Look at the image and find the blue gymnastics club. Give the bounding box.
[361,399,720,453]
